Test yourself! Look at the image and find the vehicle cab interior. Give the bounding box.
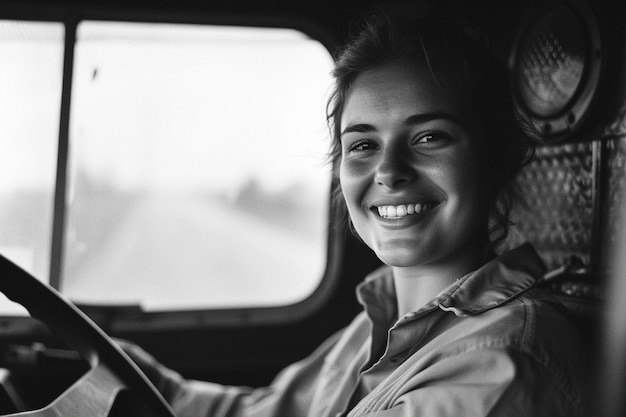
[0,0,625,415]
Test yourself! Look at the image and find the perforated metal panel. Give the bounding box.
[499,133,626,300]
[504,142,595,271]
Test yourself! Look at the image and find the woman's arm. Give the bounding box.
[116,331,345,417]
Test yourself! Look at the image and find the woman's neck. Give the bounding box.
[392,267,459,318]
[391,245,493,318]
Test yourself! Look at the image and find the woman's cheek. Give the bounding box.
[340,164,369,208]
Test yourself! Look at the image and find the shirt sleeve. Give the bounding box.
[117,330,345,417]
[347,346,585,417]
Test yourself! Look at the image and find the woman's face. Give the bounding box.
[339,62,490,273]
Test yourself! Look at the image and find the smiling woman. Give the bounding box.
[339,62,492,313]
[119,4,591,416]
[341,64,487,261]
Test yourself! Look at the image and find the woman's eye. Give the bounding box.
[348,139,378,152]
[416,134,435,144]
[413,132,450,147]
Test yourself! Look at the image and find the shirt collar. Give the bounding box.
[357,244,546,320]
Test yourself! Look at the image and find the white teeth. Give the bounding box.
[376,203,435,219]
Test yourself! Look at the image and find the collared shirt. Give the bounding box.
[129,244,590,417]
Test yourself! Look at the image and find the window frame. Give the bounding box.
[0,5,346,331]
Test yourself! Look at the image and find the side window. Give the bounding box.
[0,21,64,313]
[61,22,334,310]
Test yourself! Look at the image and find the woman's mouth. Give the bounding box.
[375,202,438,219]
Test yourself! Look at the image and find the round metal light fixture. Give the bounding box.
[510,0,603,142]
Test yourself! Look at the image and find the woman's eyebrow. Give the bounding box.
[341,112,466,136]
[404,112,466,127]
[340,123,377,136]
[341,112,467,137]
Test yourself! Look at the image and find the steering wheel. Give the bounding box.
[0,254,176,417]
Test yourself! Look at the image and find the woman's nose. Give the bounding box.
[374,151,416,188]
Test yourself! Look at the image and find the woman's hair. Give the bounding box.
[326,3,535,248]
